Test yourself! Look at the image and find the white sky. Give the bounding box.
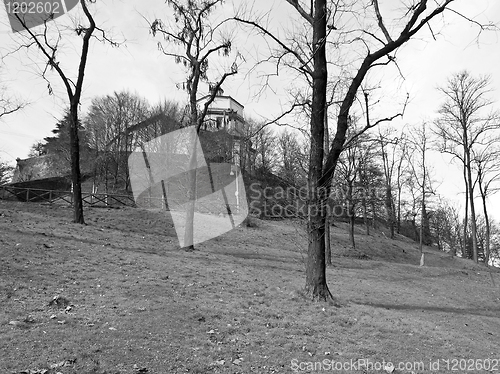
[0,0,499,218]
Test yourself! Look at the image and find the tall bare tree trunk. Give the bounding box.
[396,154,405,234]
[69,102,85,224]
[418,145,426,266]
[463,215,468,258]
[371,200,377,229]
[464,147,478,262]
[416,125,429,265]
[324,208,332,265]
[419,202,425,266]
[363,197,370,235]
[462,164,469,258]
[183,72,201,252]
[477,166,492,265]
[386,186,395,239]
[379,137,395,239]
[183,145,198,251]
[480,192,491,265]
[348,185,355,249]
[324,99,332,266]
[304,0,331,300]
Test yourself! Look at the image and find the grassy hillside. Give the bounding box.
[1,201,499,374]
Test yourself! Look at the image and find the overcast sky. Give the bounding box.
[0,0,499,216]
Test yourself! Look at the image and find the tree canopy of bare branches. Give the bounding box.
[0,71,24,119]
[435,71,500,262]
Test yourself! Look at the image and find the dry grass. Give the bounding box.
[1,201,499,374]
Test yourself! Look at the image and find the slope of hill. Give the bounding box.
[0,201,499,374]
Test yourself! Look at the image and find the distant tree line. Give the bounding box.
[229,72,500,267]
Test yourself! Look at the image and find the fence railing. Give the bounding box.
[0,185,250,213]
[0,185,137,208]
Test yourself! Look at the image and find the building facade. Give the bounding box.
[198,90,254,173]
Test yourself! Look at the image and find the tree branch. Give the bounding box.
[285,0,313,25]
[14,13,74,100]
[233,16,313,75]
[197,68,238,131]
[0,102,24,118]
[74,0,96,105]
[373,0,393,43]
[344,92,408,150]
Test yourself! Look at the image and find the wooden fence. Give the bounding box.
[0,185,137,208]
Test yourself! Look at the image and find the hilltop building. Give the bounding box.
[198,87,254,173]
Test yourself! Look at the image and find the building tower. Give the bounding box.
[198,87,253,173]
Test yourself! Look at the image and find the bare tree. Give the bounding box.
[324,107,332,265]
[0,66,25,119]
[235,0,493,301]
[430,200,462,254]
[5,0,118,224]
[251,123,277,174]
[356,145,384,235]
[435,71,500,262]
[472,146,500,265]
[0,158,14,185]
[0,87,24,119]
[377,128,399,239]
[149,0,239,251]
[28,140,46,157]
[85,91,151,193]
[337,136,360,249]
[407,122,434,266]
[335,119,375,249]
[276,129,304,185]
[489,223,500,267]
[392,130,411,235]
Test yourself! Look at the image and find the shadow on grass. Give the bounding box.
[354,301,500,319]
[208,246,305,268]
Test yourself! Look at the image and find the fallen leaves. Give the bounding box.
[8,315,35,329]
[48,295,70,308]
[15,359,76,374]
[133,364,148,373]
[232,358,243,365]
[8,320,26,328]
